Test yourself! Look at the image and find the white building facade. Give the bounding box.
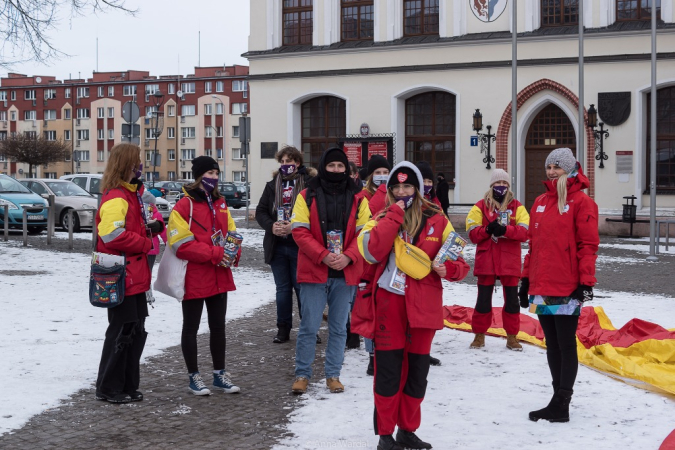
[245,0,675,222]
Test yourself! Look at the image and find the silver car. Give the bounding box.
[20,179,98,232]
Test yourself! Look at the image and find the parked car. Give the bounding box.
[154,196,172,221]
[0,174,49,234]
[152,181,185,196]
[19,179,97,232]
[60,173,102,195]
[219,182,248,209]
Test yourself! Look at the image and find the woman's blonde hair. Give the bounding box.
[364,174,378,195]
[556,176,568,214]
[185,174,222,199]
[101,143,141,193]
[381,189,442,237]
[483,187,514,213]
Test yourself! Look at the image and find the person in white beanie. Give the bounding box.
[465,168,530,350]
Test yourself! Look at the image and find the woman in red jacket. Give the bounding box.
[465,169,529,351]
[358,162,469,450]
[168,156,241,396]
[95,143,162,403]
[519,147,599,423]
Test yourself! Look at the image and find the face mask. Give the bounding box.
[201,177,218,193]
[395,194,415,210]
[324,170,347,183]
[134,164,143,180]
[423,185,432,197]
[361,179,367,187]
[279,164,296,177]
[373,175,388,186]
[493,185,508,201]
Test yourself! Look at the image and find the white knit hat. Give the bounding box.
[545,148,578,175]
[489,169,510,187]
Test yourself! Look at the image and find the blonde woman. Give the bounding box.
[465,169,529,350]
[519,147,599,423]
[358,162,469,450]
[95,143,162,403]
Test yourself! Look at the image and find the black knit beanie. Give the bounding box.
[415,161,434,182]
[318,147,349,183]
[192,156,220,179]
[367,155,390,176]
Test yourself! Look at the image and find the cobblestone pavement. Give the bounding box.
[1,211,674,448]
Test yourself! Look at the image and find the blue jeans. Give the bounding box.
[269,244,301,328]
[364,337,374,354]
[295,278,356,379]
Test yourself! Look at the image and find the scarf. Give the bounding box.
[274,165,306,212]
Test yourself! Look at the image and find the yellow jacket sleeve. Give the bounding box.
[356,197,371,232]
[441,220,456,242]
[515,204,530,228]
[465,205,484,234]
[167,207,195,252]
[98,197,129,244]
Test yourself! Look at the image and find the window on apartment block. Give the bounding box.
[342,0,374,41]
[168,83,175,95]
[301,96,346,167]
[44,131,57,141]
[232,103,248,115]
[97,86,104,97]
[232,148,244,159]
[168,149,176,161]
[181,82,196,94]
[108,107,114,118]
[168,105,176,117]
[10,90,16,101]
[204,104,213,115]
[233,171,246,182]
[108,86,114,96]
[181,105,196,116]
[205,127,213,138]
[123,85,137,96]
[646,85,675,192]
[181,149,196,160]
[64,109,71,120]
[97,107,105,118]
[77,108,90,119]
[232,80,248,92]
[232,126,239,138]
[24,110,37,120]
[44,89,56,100]
[0,91,6,101]
[167,127,175,138]
[77,87,90,98]
[205,81,212,93]
[108,129,114,139]
[283,0,313,45]
[617,0,660,20]
[44,110,57,120]
[0,111,6,121]
[64,130,71,140]
[216,81,224,92]
[98,150,105,162]
[77,129,90,140]
[216,103,224,115]
[98,129,105,140]
[403,0,439,36]
[541,0,579,26]
[181,127,196,138]
[64,88,71,98]
[25,90,36,100]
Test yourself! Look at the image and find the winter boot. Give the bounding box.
[213,370,241,393]
[470,333,485,349]
[291,377,309,395]
[366,354,374,376]
[326,377,344,393]
[506,335,523,351]
[396,429,433,449]
[529,388,573,423]
[273,325,291,343]
[95,392,132,403]
[346,332,361,349]
[188,372,212,396]
[378,434,404,450]
[429,355,442,366]
[127,391,143,402]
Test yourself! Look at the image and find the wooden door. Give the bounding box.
[524,104,576,210]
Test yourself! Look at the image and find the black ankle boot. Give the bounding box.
[366,354,374,376]
[273,325,290,343]
[396,429,432,449]
[378,434,403,450]
[346,332,361,349]
[529,388,573,423]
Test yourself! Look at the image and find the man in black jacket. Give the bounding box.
[436,172,450,215]
[255,146,315,343]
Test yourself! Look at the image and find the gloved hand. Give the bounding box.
[147,220,164,234]
[518,277,530,308]
[493,223,507,237]
[485,220,501,236]
[571,284,594,303]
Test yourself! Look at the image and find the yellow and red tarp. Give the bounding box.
[443,305,675,396]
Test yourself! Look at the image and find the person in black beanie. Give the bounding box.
[290,147,371,395]
[436,173,450,215]
[415,161,444,212]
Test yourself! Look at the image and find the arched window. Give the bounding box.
[617,0,660,21]
[405,92,456,184]
[342,0,374,41]
[647,86,675,192]
[283,0,313,46]
[301,96,346,167]
[403,0,439,36]
[541,0,579,27]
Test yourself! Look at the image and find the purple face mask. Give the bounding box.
[423,185,433,197]
[395,194,415,210]
[280,164,296,177]
[134,164,143,180]
[201,177,218,193]
[493,185,508,199]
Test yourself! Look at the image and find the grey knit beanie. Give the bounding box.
[489,169,510,187]
[545,148,578,174]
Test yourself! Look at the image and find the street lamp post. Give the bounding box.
[472,109,497,169]
[586,104,610,169]
[211,95,226,181]
[149,90,165,187]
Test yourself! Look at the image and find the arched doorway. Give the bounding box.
[524,103,576,209]
[301,96,346,167]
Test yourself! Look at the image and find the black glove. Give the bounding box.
[485,220,500,236]
[518,278,530,308]
[493,223,507,237]
[147,220,164,234]
[571,285,594,303]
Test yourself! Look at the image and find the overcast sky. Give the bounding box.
[2,0,251,81]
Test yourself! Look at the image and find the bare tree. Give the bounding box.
[0,0,138,67]
[0,133,71,177]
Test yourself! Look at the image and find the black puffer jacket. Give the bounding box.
[255,166,316,264]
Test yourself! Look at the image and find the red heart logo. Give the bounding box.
[397,173,408,183]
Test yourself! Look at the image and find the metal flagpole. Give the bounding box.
[511,0,518,196]
[647,1,658,262]
[578,1,585,170]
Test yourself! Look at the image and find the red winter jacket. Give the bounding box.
[167,188,238,300]
[466,198,529,277]
[367,184,388,216]
[357,205,469,334]
[290,180,371,286]
[522,170,599,297]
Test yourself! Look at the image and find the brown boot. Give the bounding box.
[506,334,523,351]
[470,333,485,349]
[291,377,309,395]
[326,377,344,393]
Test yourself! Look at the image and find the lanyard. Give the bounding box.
[204,191,217,233]
[135,190,148,226]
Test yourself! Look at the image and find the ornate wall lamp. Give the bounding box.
[472,109,496,169]
[587,104,610,169]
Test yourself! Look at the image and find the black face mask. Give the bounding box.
[323,170,348,183]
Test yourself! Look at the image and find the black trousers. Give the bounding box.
[96,293,149,396]
[538,314,580,391]
[181,293,227,374]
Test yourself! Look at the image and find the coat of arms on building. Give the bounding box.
[598,92,631,127]
[470,0,508,23]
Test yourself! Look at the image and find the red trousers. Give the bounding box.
[471,275,521,335]
[373,289,435,436]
